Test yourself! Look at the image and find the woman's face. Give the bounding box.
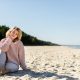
[9,29,18,40]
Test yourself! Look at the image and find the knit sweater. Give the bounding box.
[0,37,27,70]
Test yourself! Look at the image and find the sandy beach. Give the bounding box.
[0,46,80,80]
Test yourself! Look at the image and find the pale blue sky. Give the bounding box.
[0,0,80,45]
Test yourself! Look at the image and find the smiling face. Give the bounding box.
[6,27,22,42]
[9,29,19,41]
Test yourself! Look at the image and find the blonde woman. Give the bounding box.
[0,27,27,75]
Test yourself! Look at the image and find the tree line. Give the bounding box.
[0,25,59,46]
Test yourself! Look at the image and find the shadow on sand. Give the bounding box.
[7,69,78,80]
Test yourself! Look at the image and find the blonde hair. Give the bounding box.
[6,27,22,41]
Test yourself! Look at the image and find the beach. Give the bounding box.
[0,46,80,80]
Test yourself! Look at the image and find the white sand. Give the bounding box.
[0,46,80,80]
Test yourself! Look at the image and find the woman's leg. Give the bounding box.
[0,52,6,70]
[6,62,19,72]
[0,51,6,75]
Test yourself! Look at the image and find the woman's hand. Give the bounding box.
[7,35,16,41]
[7,36,13,41]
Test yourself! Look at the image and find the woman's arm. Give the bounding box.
[0,37,12,52]
[18,41,27,70]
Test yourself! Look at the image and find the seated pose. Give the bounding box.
[0,27,27,75]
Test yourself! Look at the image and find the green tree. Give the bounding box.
[0,25,59,46]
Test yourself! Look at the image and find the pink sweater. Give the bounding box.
[0,37,27,70]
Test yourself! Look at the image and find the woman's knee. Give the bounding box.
[6,62,19,72]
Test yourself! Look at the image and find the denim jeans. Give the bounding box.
[0,51,19,72]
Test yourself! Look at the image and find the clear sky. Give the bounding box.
[0,0,80,45]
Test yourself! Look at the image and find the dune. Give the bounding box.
[0,46,80,80]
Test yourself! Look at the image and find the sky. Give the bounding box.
[0,0,80,45]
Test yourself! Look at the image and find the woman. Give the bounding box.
[0,27,27,75]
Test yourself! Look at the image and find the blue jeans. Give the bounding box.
[0,51,19,72]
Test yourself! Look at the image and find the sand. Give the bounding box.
[0,46,80,80]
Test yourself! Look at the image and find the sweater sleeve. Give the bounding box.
[0,37,12,52]
[18,41,27,70]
